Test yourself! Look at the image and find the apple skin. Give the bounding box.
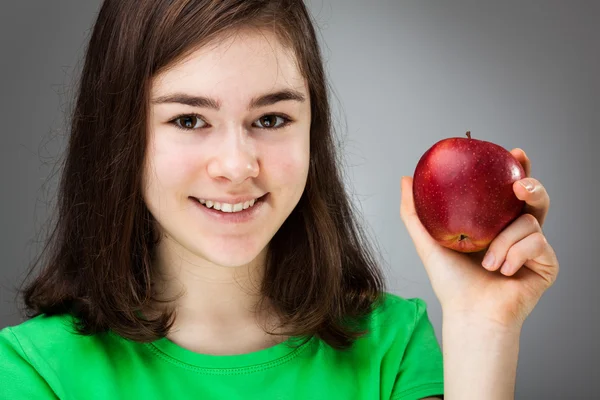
[413,132,526,253]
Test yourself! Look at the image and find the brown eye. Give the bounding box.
[181,116,196,128]
[260,116,277,127]
[254,115,289,129]
[171,114,207,131]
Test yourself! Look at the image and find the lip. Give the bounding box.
[190,193,268,224]
[194,194,265,204]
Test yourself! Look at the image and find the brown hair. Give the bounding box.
[17,0,386,350]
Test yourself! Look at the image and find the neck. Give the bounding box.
[150,234,270,325]
[142,234,291,355]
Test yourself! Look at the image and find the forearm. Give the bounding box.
[441,315,522,400]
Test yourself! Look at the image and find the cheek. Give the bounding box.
[266,141,310,191]
[143,139,202,201]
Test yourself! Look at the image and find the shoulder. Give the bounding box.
[349,291,439,353]
[2,313,76,337]
[376,291,429,313]
[1,313,91,354]
[359,293,444,399]
[0,312,120,377]
[0,313,93,398]
[369,292,433,332]
[1,313,70,352]
[0,313,99,369]
[1,312,118,364]
[361,292,442,365]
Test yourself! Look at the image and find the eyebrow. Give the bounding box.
[151,88,306,110]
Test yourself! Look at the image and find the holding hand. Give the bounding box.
[400,148,559,330]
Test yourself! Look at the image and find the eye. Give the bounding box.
[253,114,291,130]
[169,114,208,131]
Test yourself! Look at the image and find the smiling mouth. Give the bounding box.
[190,193,268,213]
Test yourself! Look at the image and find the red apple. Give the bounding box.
[412,131,526,253]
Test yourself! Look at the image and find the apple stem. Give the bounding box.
[466,131,471,139]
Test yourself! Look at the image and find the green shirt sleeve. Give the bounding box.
[390,298,444,400]
[0,327,58,399]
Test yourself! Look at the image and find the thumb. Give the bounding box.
[400,176,438,260]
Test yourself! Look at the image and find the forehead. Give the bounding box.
[151,29,307,100]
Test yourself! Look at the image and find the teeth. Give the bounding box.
[197,197,260,213]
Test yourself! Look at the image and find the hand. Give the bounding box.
[400,148,559,330]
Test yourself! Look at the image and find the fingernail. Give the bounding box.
[500,261,511,275]
[519,179,535,192]
[482,252,495,269]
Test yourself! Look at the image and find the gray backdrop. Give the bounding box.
[1,1,598,398]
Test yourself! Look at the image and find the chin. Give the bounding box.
[198,240,268,269]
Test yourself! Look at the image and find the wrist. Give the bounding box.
[441,312,522,400]
[442,308,524,334]
[442,313,522,350]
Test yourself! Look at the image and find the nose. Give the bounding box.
[206,127,259,184]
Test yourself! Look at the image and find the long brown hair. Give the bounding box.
[17,0,386,350]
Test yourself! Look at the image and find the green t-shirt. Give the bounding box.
[0,292,444,400]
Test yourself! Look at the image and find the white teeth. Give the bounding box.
[197,197,260,213]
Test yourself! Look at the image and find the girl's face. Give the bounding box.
[143,29,311,269]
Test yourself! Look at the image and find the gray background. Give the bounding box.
[1,0,597,398]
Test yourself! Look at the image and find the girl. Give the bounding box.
[0,1,558,399]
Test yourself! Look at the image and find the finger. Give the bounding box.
[513,178,550,226]
[499,232,558,281]
[482,213,542,271]
[510,148,531,177]
[399,176,439,261]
